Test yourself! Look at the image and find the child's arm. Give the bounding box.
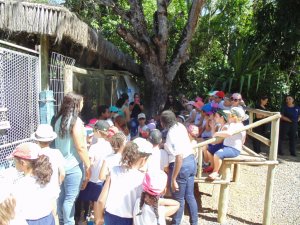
[94,175,111,225]
[98,160,108,181]
[159,198,180,217]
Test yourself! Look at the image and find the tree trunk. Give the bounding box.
[142,62,171,117]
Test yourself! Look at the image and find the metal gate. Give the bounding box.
[0,44,40,169]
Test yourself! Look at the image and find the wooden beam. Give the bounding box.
[242,145,261,157]
[247,108,279,116]
[247,131,271,146]
[40,35,49,90]
[225,161,278,165]
[63,65,73,94]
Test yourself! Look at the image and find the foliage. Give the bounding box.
[174,0,300,110]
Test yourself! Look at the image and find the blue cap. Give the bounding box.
[109,106,119,113]
[202,103,212,113]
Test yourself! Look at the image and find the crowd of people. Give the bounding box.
[0,90,299,225]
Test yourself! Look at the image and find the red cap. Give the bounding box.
[7,142,41,160]
[215,91,225,98]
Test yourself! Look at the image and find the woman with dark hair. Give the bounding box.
[162,94,185,116]
[160,110,198,225]
[53,92,91,225]
[116,93,130,122]
[278,95,300,156]
[252,95,269,153]
[129,93,144,137]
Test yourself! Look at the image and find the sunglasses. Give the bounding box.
[230,97,241,102]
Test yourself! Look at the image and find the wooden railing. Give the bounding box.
[193,108,281,225]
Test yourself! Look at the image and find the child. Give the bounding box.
[208,107,246,179]
[76,120,113,221]
[0,182,28,225]
[31,124,65,225]
[203,110,229,173]
[147,129,169,172]
[99,132,127,180]
[133,170,180,225]
[8,142,56,225]
[94,138,153,225]
[137,113,150,139]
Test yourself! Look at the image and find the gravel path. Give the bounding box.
[179,140,300,225]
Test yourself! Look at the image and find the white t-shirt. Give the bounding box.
[147,146,169,171]
[164,123,193,163]
[223,122,246,151]
[41,147,65,198]
[133,197,166,225]
[9,217,28,225]
[105,152,122,173]
[13,175,56,220]
[105,166,145,218]
[89,138,113,183]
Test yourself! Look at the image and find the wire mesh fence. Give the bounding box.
[49,52,75,115]
[0,46,40,169]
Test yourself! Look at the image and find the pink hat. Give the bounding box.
[188,124,199,138]
[231,93,242,100]
[87,118,98,128]
[186,100,195,105]
[107,126,119,138]
[192,100,204,109]
[7,142,41,160]
[142,170,168,196]
[195,97,203,102]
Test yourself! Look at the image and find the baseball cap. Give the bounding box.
[133,137,153,154]
[7,142,41,160]
[186,100,195,105]
[138,113,146,120]
[142,170,168,196]
[192,100,204,109]
[202,103,212,113]
[230,107,246,120]
[208,91,218,96]
[109,106,119,113]
[94,120,110,132]
[215,91,225,98]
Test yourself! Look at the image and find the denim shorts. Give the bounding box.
[27,213,55,225]
[208,143,224,155]
[214,146,240,160]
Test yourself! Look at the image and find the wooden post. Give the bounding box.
[218,163,232,223]
[197,147,202,179]
[40,35,49,90]
[64,65,73,94]
[263,116,280,225]
[232,164,240,182]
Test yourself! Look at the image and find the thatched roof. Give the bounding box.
[0,1,141,75]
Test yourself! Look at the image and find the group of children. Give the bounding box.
[0,90,250,225]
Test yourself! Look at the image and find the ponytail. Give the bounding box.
[32,155,53,186]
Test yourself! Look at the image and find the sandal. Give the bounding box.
[203,166,213,173]
[208,172,220,180]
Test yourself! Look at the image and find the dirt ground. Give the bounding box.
[179,139,300,225]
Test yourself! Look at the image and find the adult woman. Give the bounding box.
[54,92,91,225]
[278,95,300,156]
[163,94,185,116]
[129,93,144,137]
[252,95,269,153]
[116,93,130,122]
[161,110,198,225]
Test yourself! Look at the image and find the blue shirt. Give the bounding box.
[281,105,300,123]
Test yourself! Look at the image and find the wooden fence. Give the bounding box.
[194,108,280,225]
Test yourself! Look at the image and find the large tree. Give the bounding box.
[71,0,205,116]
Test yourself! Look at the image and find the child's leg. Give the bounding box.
[213,154,222,172]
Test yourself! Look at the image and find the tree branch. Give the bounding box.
[167,0,205,81]
[117,25,148,57]
[128,0,152,45]
[155,0,169,65]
